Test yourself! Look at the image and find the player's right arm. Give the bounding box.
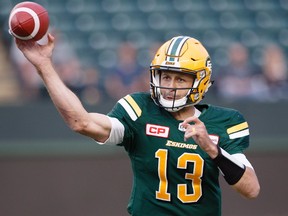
[15,34,111,143]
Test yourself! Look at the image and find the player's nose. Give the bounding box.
[167,79,177,89]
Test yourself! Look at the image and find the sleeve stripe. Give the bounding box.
[124,95,142,117]
[229,129,250,139]
[227,122,248,134]
[118,98,138,121]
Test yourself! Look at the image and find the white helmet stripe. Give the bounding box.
[166,36,190,62]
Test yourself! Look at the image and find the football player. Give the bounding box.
[16,35,260,216]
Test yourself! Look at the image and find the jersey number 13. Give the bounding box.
[155,149,204,203]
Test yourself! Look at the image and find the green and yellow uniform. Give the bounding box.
[108,92,249,216]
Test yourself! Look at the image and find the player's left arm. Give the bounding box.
[181,116,260,199]
[231,162,260,199]
[213,145,260,199]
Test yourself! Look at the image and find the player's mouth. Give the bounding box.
[162,92,180,100]
[165,95,174,100]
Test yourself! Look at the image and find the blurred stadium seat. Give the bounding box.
[1,0,287,72]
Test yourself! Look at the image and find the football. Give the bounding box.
[8,1,49,41]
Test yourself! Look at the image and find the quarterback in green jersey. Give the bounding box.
[16,34,260,216]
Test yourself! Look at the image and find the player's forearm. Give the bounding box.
[38,62,90,132]
[232,167,260,199]
[212,146,260,198]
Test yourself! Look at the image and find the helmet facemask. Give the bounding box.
[150,69,203,112]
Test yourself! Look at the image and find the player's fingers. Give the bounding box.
[183,116,202,125]
[181,116,203,131]
[184,126,197,141]
[47,33,54,42]
[181,118,193,128]
[47,33,55,48]
[15,37,26,48]
[184,131,196,141]
[14,38,22,49]
[15,38,35,51]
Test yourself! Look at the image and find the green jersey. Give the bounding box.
[108,92,249,216]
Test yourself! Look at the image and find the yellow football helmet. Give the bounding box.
[150,36,213,112]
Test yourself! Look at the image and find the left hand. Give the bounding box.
[181,116,217,155]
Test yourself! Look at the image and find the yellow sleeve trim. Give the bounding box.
[124,95,142,117]
[227,122,248,134]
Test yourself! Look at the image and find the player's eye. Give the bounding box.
[162,75,171,81]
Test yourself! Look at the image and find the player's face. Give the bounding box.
[160,71,194,100]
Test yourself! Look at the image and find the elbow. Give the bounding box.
[249,185,260,199]
[69,119,89,134]
[244,184,260,199]
[234,175,261,199]
[241,167,261,199]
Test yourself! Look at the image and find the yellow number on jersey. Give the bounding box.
[155,149,204,203]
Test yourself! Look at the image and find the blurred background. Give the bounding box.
[0,0,288,215]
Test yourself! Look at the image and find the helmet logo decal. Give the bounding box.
[200,70,206,78]
[206,58,212,70]
[166,36,190,62]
